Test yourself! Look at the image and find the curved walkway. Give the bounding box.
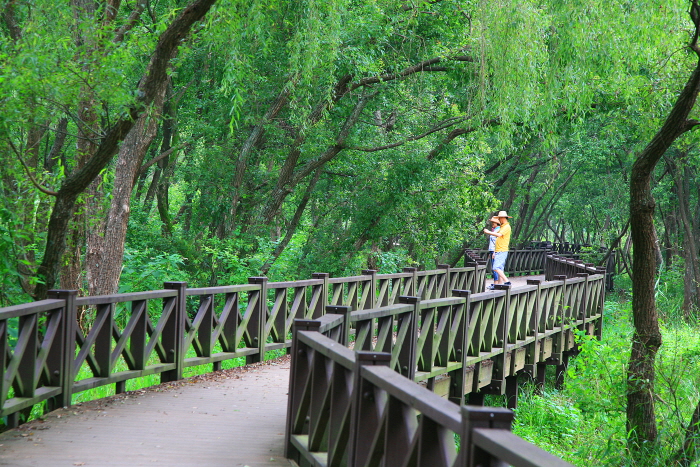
[0,276,545,467]
[0,359,294,467]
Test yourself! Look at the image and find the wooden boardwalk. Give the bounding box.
[486,273,545,288]
[0,359,294,467]
[0,275,546,467]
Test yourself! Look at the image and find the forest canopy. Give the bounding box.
[0,0,698,304]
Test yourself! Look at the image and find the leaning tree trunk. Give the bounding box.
[93,82,168,296]
[33,0,219,300]
[627,2,700,454]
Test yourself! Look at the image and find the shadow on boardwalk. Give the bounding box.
[0,358,294,467]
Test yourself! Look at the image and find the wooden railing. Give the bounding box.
[285,258,607,466]
[527,241,582,255]
[0,264,486,428]
[466,245,617,292]
[544,254,608,281]
[464,248,551,276]
[285,330,573,467]
[0,256,604,465]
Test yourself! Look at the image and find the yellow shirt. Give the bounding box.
[495,222,511,252]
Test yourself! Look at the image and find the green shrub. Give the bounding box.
[119,247,188,293]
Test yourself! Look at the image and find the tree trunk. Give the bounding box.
[157,145,179,238]
[658,202,678,268]
[93,83,168,296]
[627,4,700,452]
[33,0,219,299]
[227,85,291,234]
[512,167,540,241]
[155,83,177,237]
[672,398,700,466]
[260,168,322,275]
[666,156,700,315]
[85,176,108,295]
[143,165,162,214]
[60,88,98,293]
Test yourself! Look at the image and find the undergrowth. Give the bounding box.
[508,276,700,467]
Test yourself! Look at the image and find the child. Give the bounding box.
[486,216,501,283]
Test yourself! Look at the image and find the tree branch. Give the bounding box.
[600,219,630,267]
[8,139,58,196]
[139,142,190,176]
[259,91,378,225]
[427,119,499,159]
[349,116,476,152]
[113,1,147,43]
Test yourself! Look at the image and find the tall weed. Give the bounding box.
[512,296,700,466]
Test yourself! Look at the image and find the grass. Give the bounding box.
[504,277,700,467]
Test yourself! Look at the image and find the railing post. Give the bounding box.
[595,267,607,340]
[538,249,548,274]
[326,305,352,347]
[438,264,450,298]
[284,319,322,461]
[485,284,511,396]
[576,272,590,329]
[524,280,542,379]
[402,267,418,297]
[349,351,391,467]
[361,269,377,309]
[162,281,187,383]
[312,272,329,318]
[475,259,487,293]
[397,296,420,380]
[450,290,471,405]
[361,269,377,340]
[607,250,616,291]
[553,275,567,366]
[47,289,78,410]
[248,277,268,363]
[459,405,514,467]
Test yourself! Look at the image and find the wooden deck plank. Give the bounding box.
[486,274,545,290]
[0,360,294,467]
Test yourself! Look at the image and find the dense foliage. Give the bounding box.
[3,1,700,464]
[2,0,697,300]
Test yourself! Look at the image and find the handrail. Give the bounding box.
[285,318,580,466]
[466,246,616,291]
[0,264,487,429]
[464,248,551,276]
[471,427,573,466]
[0,257,602,465]
[544,253,607,281]
[285,260,606,465]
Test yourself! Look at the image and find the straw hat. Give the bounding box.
[496,211,512,218]
[489,216,501,224]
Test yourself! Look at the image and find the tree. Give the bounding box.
[1,0,220,299]
[627,0,700,457]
